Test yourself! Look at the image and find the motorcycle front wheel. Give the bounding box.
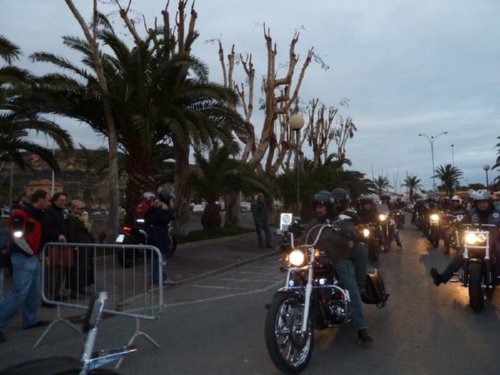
[265,292,314,373]
[468,262,484,313]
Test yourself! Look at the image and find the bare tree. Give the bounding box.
[65,0,120,241]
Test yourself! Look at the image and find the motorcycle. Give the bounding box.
[115,219,177,268]
[265,217,388,373]
[456,223,497,313]
[443,213,466,254]
[424,211,445,249]
[392,209,405,230]
[356,222,382,262]
[0,291,136,374]
[377,207,398,252]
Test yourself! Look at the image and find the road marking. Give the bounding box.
[163,281,282,308]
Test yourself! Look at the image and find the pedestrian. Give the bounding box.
[145,190,176,286]
[43,192,71,300]
[251,193,273,249]
[0,189,51,343]
[67,199,94,297]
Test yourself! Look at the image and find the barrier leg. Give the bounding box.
[33,305,81,348]
[115,317,160,368]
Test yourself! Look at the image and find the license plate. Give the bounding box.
[115,234,125,243]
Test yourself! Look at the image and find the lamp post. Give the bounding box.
[290,113,305,216]
[451,144,455,167]
[418,131,448,191]
[483,164,490,191]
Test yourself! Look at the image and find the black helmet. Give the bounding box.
[158,190,175,204]
[312,190,333,209]
[359,195,373,206]
[331,188,350,203]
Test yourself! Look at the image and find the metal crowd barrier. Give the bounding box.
[37,242,164,356]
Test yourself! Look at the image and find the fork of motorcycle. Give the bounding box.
[301,266,313,332]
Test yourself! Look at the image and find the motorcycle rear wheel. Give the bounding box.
[468,262,484,313]
[265,293,314,373]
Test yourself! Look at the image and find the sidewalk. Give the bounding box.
[168,231,282,284]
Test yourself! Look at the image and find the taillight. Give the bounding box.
[122,226,132,235]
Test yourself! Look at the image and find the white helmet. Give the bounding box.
[451,195,462,204]
[142,192,156,201]
[474,191,491,201]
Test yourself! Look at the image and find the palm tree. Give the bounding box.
[0,35,73,172]
[433,164,463,196]
[401,175,423,202]
[372,175,392,199]
[31,15,246,229]
[190,144,270,230]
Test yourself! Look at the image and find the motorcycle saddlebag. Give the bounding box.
[362,265,389,307]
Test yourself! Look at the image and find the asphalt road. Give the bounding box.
[1,221,499,374]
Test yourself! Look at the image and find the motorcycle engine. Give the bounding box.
[328,291,349,325]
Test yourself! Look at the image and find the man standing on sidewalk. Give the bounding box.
[0,189,51,343]
[251,194,273,249]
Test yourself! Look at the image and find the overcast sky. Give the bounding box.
[2,0,499,191]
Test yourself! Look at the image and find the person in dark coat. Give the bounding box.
[251,194,273,249]
[145,190,176,286]
[67,199,94,296]
[43,192,70,300]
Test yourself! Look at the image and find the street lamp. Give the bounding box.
[483,164,490,191]
[418,131,448,191]
[451,144,455,167]
[290,113,305,216]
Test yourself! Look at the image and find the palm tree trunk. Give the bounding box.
[174,144,191,236]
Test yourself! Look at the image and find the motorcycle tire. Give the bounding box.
[166,236,177,258]
[468,262,485,313]
[443,239,451,254]
[369,247,379,262]
[265,293,314,373]
[431,235,439,249]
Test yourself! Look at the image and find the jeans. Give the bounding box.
[351,243,368,286]
[334,258,367,329]
[151,247,168,284]
[0,252,41,330]
[255,220,272,248]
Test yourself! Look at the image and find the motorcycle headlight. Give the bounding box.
[379,214,387,221]
[430,214,439,223]
[362,228,370,238]
[13,230,23,238]
[289,249,306,267]
[464,232,487,245]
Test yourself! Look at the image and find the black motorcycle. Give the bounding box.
[456,223,497,313]
[442,213,466,254]
[265,217,388,373]
[0,291,136,374]
[115,219,177,268]
[356,222,382,262]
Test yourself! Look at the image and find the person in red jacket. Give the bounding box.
[136,192,156,220]
[0,190,51,343]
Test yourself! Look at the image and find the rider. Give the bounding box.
[430,191,500,286]
[358,196,380,224]
[136,191,156,220]
[307,189,373,344]
[145,190,176,286]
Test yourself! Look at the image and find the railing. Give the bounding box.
[37,242,164,362]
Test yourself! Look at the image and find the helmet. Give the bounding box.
[451,195,462,204]
[158,190,175,204]
[312,190,333,209]
[359,195,373,206]
[381,195,390,202]
[142,192,156,200]
[331,188,350,211]
[474,191,491,201]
